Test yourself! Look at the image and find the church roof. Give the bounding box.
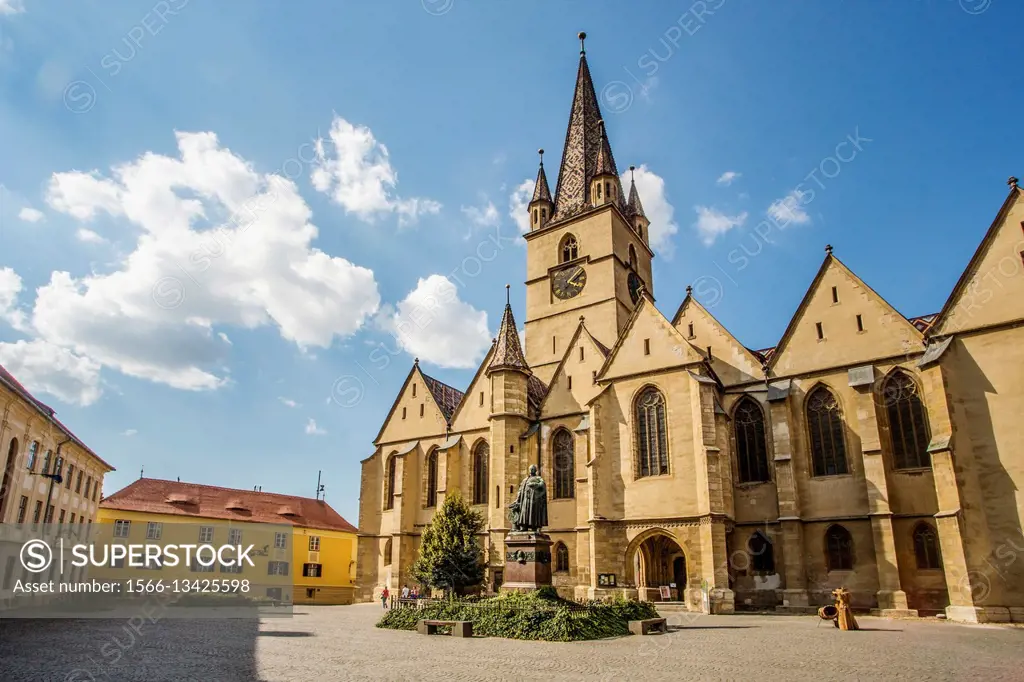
[531,154,553,204]
[908,314,938,334]
[488,298,530,374]
[551,44,625,223]
[420,371,465,423]
[527,375,549,418]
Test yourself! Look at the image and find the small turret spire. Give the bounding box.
[626,164,647,219]
[530,149,553,204]
[488,288,530,375]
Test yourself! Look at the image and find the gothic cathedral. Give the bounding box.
[356,36,1024,623]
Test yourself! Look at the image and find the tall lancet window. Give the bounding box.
[806,386,848,476]
[635,386,669,478]
[552,429,575,499]
[383,456,397,511]
[472,441,489,505]
[734,397,770,483]
[560,234,579,263]
[424,448,438,508]
[884,371,931,470]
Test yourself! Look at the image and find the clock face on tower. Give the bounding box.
[628,271,644,304]
[552,264,587,300]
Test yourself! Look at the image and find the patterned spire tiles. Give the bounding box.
[626,176,646,218]
[531,161,552,204]
[488,303,530,374]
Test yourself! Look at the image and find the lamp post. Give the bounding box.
[34,438,71,525]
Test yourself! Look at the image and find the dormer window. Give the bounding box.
[224,498,249,513]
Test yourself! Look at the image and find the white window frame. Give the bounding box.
[228,528,242,545]
[146,522,163,540]
[308,536,320,552]
[113,519,131,538]
[198,526,214,543]
[274,532,288,549]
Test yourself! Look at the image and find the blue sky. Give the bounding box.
[1,0,1021,524]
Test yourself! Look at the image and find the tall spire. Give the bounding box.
[625,165,646,218]
[552,32,625,223]
[531,149,552,204]
[488,285,530,375]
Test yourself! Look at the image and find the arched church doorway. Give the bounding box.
[627,530,687,602]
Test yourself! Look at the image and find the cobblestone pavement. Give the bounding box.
[2,604,1023,681]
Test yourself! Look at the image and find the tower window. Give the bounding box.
[533,208,538,225]
[579,347,584,361]
[832,286,839,303]
[560,234,579,262]
[644,339,651,355]
[856,314,863,332]
[419,404,424,418]
[628,245,637,269]
[479,391,484,406]
[412,383,416,397]
[402,407,407,420]
[815,322,824,340]
[596,183,602,199]
[688,322,694,339]
[541,207,547,220]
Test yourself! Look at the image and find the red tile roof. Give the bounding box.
[100,478,357,533]
[421,371,464,423]
[0,362,114,471]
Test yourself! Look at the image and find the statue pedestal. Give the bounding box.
[500,531,553,592]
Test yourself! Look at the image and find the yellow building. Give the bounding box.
[99,478,358,605]
[357,35,1024,624]
[0,362,115,609]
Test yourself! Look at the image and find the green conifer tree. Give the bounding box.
[411,491,485,596]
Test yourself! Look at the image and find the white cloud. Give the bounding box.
[767,189,811,227]
[0,0,24,15]
[18,207,44,223]
[0,339,102,406]
[311,116,441,226]
[305,418,326,435]
[279,396,298,408]
[377,274,491,369]
[622,165,678,257]
[122,429,138,437]
[508,178,534,237]
[217,332,231,345]
[75,228,107,244]
[716,171,741,187]
[461,201,499,228]
[694,206,748,246]
[23,129,381,392]
[0,266,26,331]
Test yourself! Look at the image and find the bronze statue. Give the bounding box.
[509,465,548,532]
[831,587,859,631]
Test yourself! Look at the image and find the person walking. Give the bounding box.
[381,586,389,610]
[401,584,410,600]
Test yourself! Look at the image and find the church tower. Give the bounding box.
[523,33,654,383]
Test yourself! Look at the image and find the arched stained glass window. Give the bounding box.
[635,387,669,478]
[807,386,848,476]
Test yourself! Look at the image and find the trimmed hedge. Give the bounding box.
[376,590,659,641]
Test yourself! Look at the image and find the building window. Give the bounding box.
[16,496,28,523]
[806,386,848,476]
[831,286,839,303]
[643,339,651,355]
[113,519,131,538]
[856,314,864,332]
[84,477,92,499]
[479,391,484,406]
[419,404,424,418]
[42,450,52,475]
[220,562,243,574]
[748,531,775,573]
[267,561,289,576]
[815,322,824,340]
[913,523,942,570]
[146,522,162,540]
[412,383,416,398]
[199,526,214,543]
[44,505,54,523]
[93,482,99,501]
[32,501,42,525]
[302,563,322,578]
[75,470,83,493]
[383,539,392,565]
[25,442,38,471]
[560,234,579,263]
[552,429,575,499]
[567,376,572,390]
[425,448,439,508]
[308,536,321,552]
[65,464,74,489]
[628,244,637,269]
[384,456,397,511]
[734,397,770,483]
[402,407,407,420]
[687,322,694,339]
[274,532,288,550]
[58,509,66,525]
[229,528,242,545]
[472,441,489,505]
[635,386,669,478]
[884,371,931,470]
[825,525,854,571]
[191,560,215,573]
[70,513,76,524]
[579,346,584,361]
[555,543,570,573]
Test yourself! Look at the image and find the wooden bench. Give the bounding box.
[417,619,473,637]
[629,617,667,635]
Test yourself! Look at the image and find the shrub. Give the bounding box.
[377,590,659,641]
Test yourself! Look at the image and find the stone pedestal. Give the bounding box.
[500,531,552,592]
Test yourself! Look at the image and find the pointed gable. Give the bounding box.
[551,41,625,223]
[769,249,924,377]
[598,293,704,382]
[672,289,764,386]
[450,344,495,432]
[930,183,1024,336]
[540,318,611,416]
[373,361,454,446]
